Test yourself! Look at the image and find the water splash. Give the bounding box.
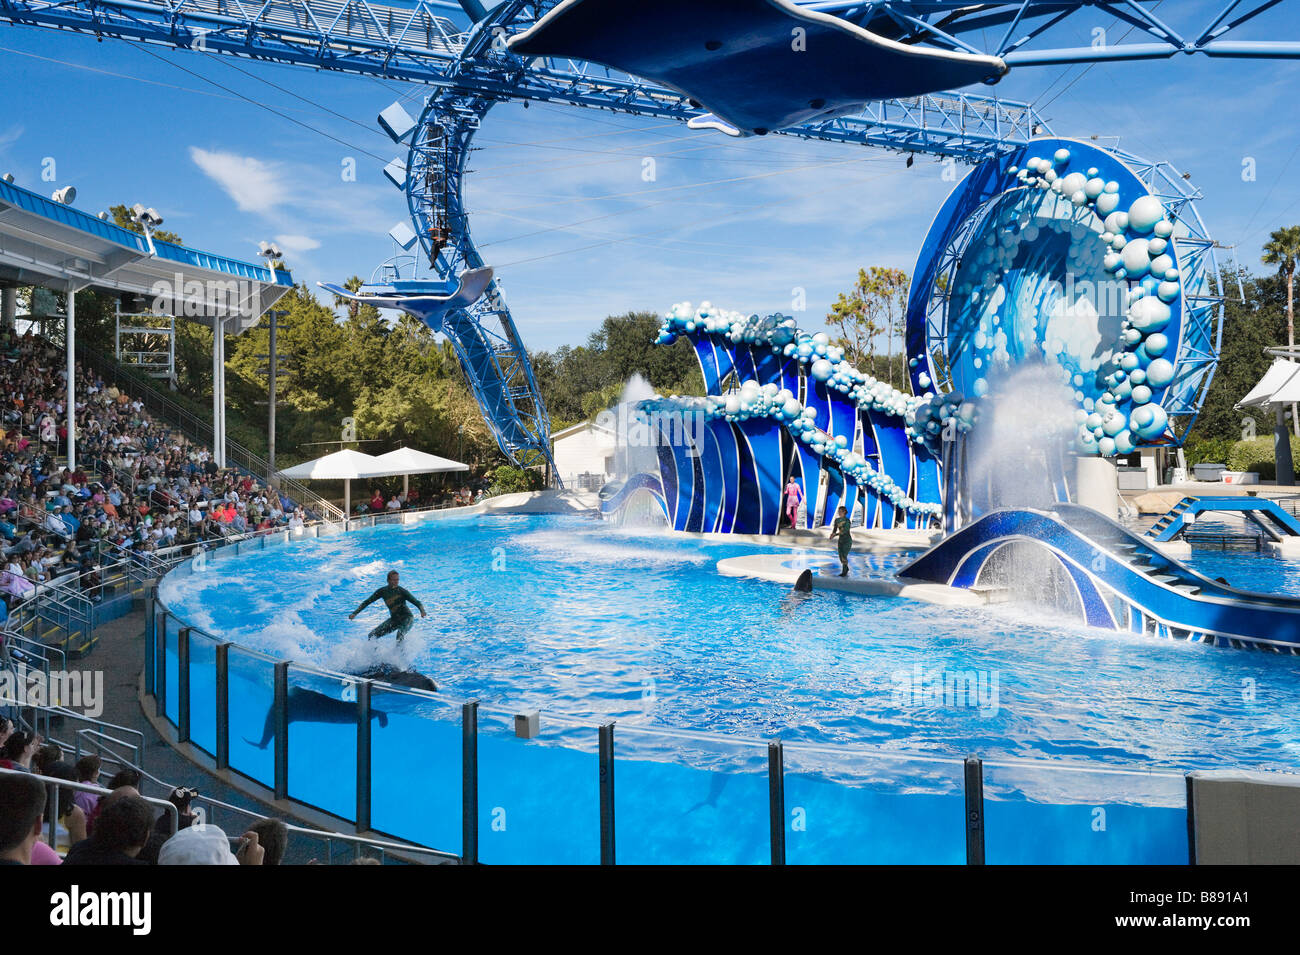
[965,363,1079,512]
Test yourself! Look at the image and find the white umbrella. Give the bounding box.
[368,446,469,498]
[1237,359,1300,409]
[278,449,383,525]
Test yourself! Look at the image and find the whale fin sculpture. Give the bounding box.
[508,0,1006,136]
[318,266,494,321]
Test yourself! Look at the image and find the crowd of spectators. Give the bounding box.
[1,328,308,609]
[0,721,293,866]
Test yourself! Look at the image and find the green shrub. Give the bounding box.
[1182,436,1235,468]
[488,465,543,496]
[1227,436,1300,480]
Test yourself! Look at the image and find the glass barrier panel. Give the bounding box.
[369,687,462,857]
[225,646,278,788]
[162,612,178,726]
[783,743,967,865]
[187,631,220,757]
[982,760,1188,864]
[614,726,770,865]
[286,665,358,822]
[477,708,600,865]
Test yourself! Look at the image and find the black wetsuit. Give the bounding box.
[354,584,425,641]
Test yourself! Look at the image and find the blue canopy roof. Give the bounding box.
[0,177,293,287]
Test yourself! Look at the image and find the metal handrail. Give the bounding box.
[0,766,179,849]
[2,700,148,773]
[77,728,457,864]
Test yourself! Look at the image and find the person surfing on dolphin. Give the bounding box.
[350,570,427,642]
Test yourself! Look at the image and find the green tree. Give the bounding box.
[827,267,910,386]
[1262,225,1300,436]
[1184,269,1286,447]
[108,204,184,245]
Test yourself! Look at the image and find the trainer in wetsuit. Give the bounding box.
[829,506,852,578]
[349,570,427,642]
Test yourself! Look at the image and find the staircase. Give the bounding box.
[1146,497,1195,541]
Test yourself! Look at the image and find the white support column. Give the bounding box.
[66,287,76,471]
[212,317,226,468]
[1075,456,1119,520]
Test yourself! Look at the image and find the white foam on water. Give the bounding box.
[512,529,711,567]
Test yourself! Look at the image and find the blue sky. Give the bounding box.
[1,3,1299,351]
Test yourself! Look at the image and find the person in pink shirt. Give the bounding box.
[783,477,804,529]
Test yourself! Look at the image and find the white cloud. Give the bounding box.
[274,234,322,254]
[189,147,287,212]
[0,124,22,152]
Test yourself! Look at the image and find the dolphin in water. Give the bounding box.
[354,664,438,692]
[686,773,729,814]
[244,686,389,750]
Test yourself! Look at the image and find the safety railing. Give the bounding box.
[68,723,454,864]
[142,511,1198,865]
[0,767,179,849]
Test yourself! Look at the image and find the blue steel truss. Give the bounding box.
[3,0,1295,476]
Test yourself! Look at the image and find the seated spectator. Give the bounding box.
[369,490,384,513]
[32,741,63,775]
[63,788,153,866]
[41,761,88,853]
[158,823,263,865]
[386,494,402,511]
[0,730,40,771]
[0,772,48,865]
[247,817,288,866]
[73,755,102,815]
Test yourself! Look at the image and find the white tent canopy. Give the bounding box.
[277,447,470,520]
[369,447,468,476]
[368,446,468,496]
[277,448,382,480]
[277,449,383,524]
[1238,359,1300,409]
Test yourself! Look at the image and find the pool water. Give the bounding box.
[155,514,1300,863]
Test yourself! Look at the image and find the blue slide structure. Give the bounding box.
[1146,496,1300,544]
[901,504,1300,653]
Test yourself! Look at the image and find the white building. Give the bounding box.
[552,420,616,490]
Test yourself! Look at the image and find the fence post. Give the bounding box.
[964,756,985,865]
[768,740,786,866]
[1186,774,1197,866]
[273,661,289,801]
[177,627,191,744]
[154,610,167,719]
[462,700,478,865]
[356,680,372,833]
[143,583,156,699]
[599,721,616,865]
[215,643,230,771]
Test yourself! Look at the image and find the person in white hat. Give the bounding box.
[158,823,264,865]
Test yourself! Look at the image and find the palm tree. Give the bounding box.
[1263,225,1300,437]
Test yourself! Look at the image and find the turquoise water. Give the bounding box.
[154,514,1300,863]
